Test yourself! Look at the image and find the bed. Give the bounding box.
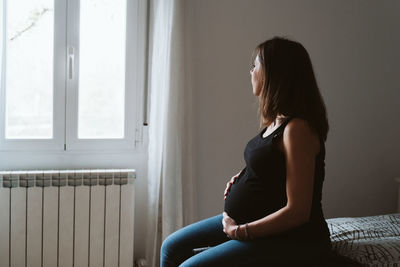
[324,177,400,266]
[326,213,400,266]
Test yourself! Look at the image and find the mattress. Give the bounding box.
[326,213,400,267]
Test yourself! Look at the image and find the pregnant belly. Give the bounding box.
[224,182,281,224]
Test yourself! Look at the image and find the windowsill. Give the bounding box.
[0,146,147,154]
[0,148,148,171]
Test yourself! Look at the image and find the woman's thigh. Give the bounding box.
[161,214,229,267]
[180,237,327,267]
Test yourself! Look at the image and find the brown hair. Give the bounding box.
[253,37,329,141]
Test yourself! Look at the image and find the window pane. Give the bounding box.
[78,0,126,139]
[5,0,54,139]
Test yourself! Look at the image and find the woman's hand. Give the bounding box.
[222,212,237,238]
[224,171,241,200]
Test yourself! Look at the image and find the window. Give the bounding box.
[0,0,147,151]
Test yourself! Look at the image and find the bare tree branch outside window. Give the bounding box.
[10,8,51,41]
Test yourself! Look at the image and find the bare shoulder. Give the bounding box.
[283,118,320,155]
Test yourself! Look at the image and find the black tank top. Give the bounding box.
[224,118,330,242]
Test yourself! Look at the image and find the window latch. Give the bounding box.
[68,47,74,80]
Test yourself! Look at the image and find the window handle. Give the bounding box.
[68,47,74,80]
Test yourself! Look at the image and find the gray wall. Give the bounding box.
[185,0,400,220]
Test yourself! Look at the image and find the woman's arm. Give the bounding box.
[223,118,320,239]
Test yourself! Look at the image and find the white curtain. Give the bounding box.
[145,0,194,266]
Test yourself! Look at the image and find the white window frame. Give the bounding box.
[0,0,147,152]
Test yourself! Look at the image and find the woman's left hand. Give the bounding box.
[222,212,237,238]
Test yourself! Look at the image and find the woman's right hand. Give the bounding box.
[224,171,242,200]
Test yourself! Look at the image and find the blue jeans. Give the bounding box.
[161,214,330,267]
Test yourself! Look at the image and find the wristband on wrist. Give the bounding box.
[244,223,249,240]
[245,223,252,240]
[234,225,241,240]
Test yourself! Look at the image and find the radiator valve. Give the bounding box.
[135,258,147,267]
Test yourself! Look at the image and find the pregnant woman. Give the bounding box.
[161,37,331,266]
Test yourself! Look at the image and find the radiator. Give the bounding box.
[0,169,135,267]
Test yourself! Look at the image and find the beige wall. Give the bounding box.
[185,0,400,220]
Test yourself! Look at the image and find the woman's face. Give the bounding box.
[250,55,263,96]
